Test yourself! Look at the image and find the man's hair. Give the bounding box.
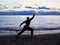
[27,17,29,19]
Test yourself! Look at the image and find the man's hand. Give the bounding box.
[30,14,35,20]
[33,14,35,16]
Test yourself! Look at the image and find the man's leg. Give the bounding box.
[16,28,26,37]
[28,27,33,36]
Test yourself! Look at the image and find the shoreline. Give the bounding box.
[0,30,60,36]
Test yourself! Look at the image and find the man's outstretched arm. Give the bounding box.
[30,14,35,20]
[20,21,26,26]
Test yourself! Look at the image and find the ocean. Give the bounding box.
[0,15,60,35]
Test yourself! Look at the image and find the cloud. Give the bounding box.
[37,6,51,10]
[25,6,60,12]
[0,4,8,10]
[25,6,52,10]
[58,9,60,10]
[13,4,22,9]
[13,6,20,9]
[25,6,34,9]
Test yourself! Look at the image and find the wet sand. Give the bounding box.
[0,33,60,45]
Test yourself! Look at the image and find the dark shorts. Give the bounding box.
[23,26,33,31]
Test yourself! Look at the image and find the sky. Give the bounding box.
[0,0,60,11]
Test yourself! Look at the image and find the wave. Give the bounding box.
[0,26,60,31]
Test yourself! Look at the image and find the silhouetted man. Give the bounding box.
[16,14,35,37]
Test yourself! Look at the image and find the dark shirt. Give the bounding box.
[24,19,31,27]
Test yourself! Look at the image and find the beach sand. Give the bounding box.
[0,33,60,45]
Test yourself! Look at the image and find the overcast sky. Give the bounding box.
[0,0,60,11]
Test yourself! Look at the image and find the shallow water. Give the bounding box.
[0,15,60,35]
[0,15,60,28]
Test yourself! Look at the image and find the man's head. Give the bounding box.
[27,17,29,20]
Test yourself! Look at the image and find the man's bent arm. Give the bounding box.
[30,14,35,20]
[20,21,26,26]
